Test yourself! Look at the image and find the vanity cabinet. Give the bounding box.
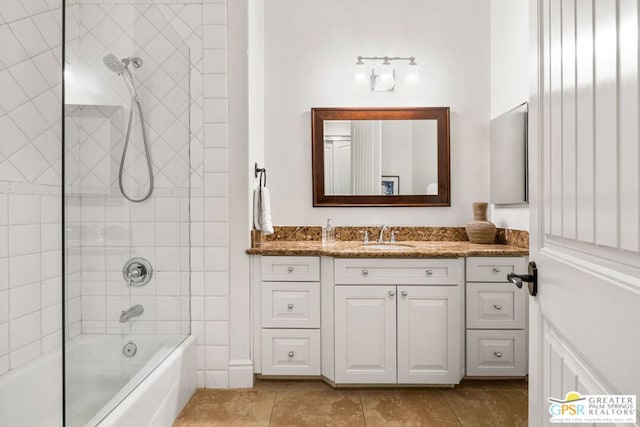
[257,256,321,376]
[333,258,464,385]
[252,253,528,383]
[465,257,528,377]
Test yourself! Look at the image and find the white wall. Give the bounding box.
[263,0,491,226]
[489,0,530,230]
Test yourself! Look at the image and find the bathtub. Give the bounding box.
[0,334,195,427]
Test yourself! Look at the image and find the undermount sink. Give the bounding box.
[359,243,415,250]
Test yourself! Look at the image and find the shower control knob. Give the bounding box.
[288,351,294,358]
[123,258,153,287]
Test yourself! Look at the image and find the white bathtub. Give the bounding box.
[0,334,196,427]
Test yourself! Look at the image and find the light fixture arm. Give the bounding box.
[356,55,417,65]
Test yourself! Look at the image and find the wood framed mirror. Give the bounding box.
[311,107,450,206]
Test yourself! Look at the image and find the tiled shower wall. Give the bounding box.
[65,2,193,338]
[64,0,231,388]
[0,0,64,375]
[1,0,230,388]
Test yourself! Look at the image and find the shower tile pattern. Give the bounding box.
[0,0,230,388]
[64,0,231,388]
[0,0,63,377]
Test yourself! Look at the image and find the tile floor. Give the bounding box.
[174,379,528,426]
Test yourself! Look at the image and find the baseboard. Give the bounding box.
[228,359,254,388]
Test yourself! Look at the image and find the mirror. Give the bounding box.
[312,107,450,206]
[490,102,528,204]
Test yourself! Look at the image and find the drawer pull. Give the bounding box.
[389,290,395,297]
[288,351,294,357]
[401,290,408,296]
[287,303,294,310]
[426,269,433,275]
[287,266,294,272]
[494,351,503,358]
[493,267,501,272]
[494,304,503,310]
[362,269,369,276]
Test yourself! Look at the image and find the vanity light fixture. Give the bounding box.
[355,56,418,92]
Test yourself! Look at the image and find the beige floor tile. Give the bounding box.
[442,389,528,427]
[173,389,276,427]
[269,390,365,427]
[360,389,462,427]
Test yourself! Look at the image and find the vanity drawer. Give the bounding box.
[261,329,321,376]
[466,283,526,329]
[261,256,320,282]
[261,282,320,328]
[334,258,460,285]
[466,257,527,283]
[466,330,526,376]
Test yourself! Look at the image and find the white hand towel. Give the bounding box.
[259,186,274,235]
[253,184,274,235]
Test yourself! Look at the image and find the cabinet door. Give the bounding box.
[334,286,396,384]
[397,286,462,384]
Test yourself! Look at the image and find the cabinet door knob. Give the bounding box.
[389,290,395,297]
[288,351,294,357]
[287,303,294,310]
[362,269,368,276]
[494,351,503,358]
[401,290,408,296]
[287,266,294,272]
[426,269,433,275]
[493,267,501,272]
[494,304,503,310]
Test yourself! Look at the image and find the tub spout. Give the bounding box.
[119,304,144,323]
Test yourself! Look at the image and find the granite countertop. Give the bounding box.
[246,240,529,258]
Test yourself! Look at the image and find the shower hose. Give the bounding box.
[119,95,153,203]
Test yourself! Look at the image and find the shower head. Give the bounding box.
[103,53,140,102]
[103,54,127,74]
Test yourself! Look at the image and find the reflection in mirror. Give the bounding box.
[323,120,438,196]
[490,102,528,204]
[312,107,450,207]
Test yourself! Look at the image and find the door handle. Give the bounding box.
[507,261,537,296]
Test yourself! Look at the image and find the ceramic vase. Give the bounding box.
[465,202,496,244]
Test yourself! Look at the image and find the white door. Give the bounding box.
[334,286,396,383]
[333,139,352,195]
[397,286,462,384]
[529,0,640,424]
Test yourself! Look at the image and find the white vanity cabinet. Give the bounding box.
[255,256,321,376]
[333,258,464,385]
[465,257,528,377]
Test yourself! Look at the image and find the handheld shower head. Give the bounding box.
[103,53,140,102]
[103,54,127,74]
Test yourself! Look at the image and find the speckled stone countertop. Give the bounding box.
[247,226,529,258]
[246,240,528,258]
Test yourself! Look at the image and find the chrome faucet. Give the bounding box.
[377,225,388,243]
[119,304,144,323]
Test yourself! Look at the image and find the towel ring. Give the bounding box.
[254,163,267,186]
